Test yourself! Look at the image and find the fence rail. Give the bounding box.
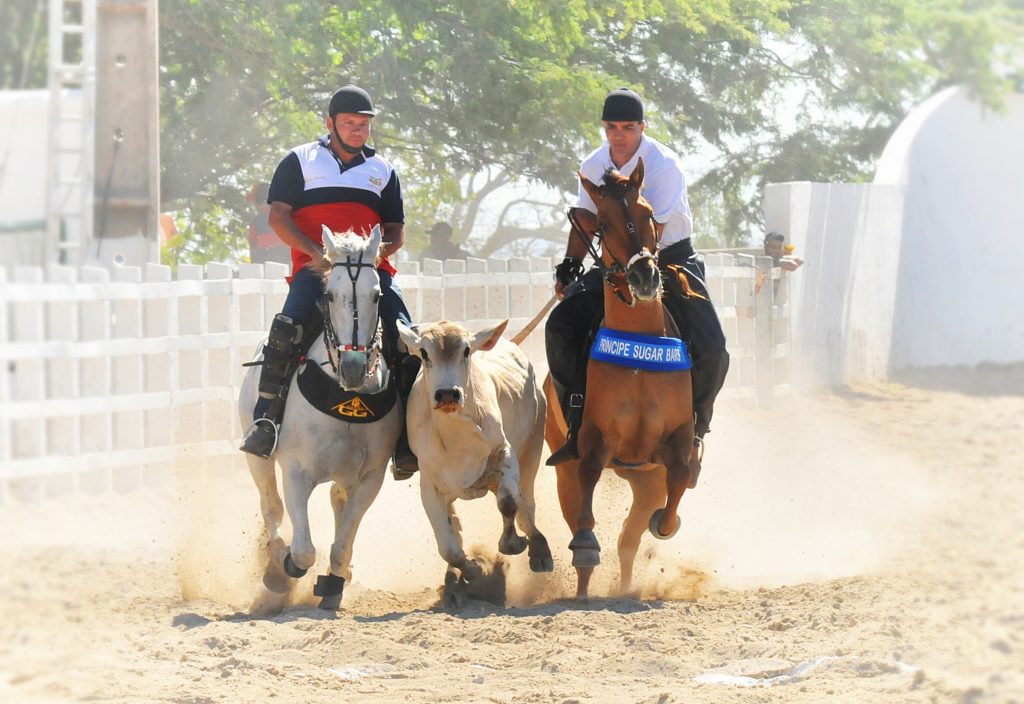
[0,254,788,502]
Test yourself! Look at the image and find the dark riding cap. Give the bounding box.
[602,88,644,122]
[329,84,377,117]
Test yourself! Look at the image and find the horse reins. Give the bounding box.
[318,251,382,377]
[568,184,657,306]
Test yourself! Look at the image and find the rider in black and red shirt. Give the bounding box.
[239,85,419,478]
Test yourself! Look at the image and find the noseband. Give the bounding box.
[568,184,657,306]
[317,250,382,378]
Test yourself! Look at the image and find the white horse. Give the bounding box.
[238,224,401,610]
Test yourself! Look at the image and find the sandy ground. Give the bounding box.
[1,366,1022,703]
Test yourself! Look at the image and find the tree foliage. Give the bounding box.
[152,0,1021,261]
[0,0,47,89]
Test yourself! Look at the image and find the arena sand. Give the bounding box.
[1,366,1021,703]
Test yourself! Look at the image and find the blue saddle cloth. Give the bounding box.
[590,329,693,372]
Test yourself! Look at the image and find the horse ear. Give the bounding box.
[579,171,601,205]
[368,224,383,261]
[322,225,337,260]
[630,158,644,190]
[470,319,508,353]
[397,320,421,354]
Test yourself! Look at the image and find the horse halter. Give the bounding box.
[318,250,382,378]
[569,184,657,306]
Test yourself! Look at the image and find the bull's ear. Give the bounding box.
[470,319,508,353]
[397,320,421,354]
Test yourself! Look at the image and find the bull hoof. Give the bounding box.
[442,568,468,610]
[283,551,308,579]
[498,533,529,556]
[569,529,601,567]
[528,534,554,572]
[648,509,681,540]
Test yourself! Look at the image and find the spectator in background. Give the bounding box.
[763,231,804,271]
[245,181,291,265]
[419,221,471,262]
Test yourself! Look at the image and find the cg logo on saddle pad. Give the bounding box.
[332,397,375,419]
[590,329,692,372]
[296,361,397,423]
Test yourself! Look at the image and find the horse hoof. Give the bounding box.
[318,593,343,611]
[530,553,554,573]
[648,509,681,540]
[313,573,345,611]
[283,552,308,579]
[571,548,601,568]
[498,534,529,556]
[262,565,290,594]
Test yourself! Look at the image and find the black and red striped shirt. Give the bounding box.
[268,135,404,277]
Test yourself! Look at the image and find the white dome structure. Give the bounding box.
[876,85,1024,367]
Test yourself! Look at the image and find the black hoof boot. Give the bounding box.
[314,574,346,611]
[240,419,279,458]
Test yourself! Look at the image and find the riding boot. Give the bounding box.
[391,353,421,480]
[545,384,585,466]
[240,314,303,458]
[688,433,704,489]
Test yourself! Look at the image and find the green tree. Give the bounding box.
[158,0,1022,261]
[0,0,48,89]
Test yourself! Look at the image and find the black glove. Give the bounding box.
[554,257,584,287]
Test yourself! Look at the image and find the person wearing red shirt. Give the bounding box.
[240,85,418,478]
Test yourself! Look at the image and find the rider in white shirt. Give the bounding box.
[545,88,730,487]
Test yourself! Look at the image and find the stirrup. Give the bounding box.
[239,418,279,459]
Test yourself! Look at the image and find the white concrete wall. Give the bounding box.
[0,90,49,266]
[765,182,905,387]
[875,86,1024,367]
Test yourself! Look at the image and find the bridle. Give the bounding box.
[317,249,382,379]
[568,182,657,306]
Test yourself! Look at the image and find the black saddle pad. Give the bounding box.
[296,360,397,423]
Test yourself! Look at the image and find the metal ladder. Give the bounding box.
[46,0,96,265]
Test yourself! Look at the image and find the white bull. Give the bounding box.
[398,319,554,596]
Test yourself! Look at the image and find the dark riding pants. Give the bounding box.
[544,239,730,437]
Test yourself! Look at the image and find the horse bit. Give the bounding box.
[317,250,383,378]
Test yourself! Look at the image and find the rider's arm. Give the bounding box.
[554,207,598,299]
[268,201,323,261]
[380,223,405,260]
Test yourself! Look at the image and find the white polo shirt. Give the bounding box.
[576,134,693,248]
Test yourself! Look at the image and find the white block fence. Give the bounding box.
[0,254,789,502]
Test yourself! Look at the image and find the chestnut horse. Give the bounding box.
[544,160,695,598]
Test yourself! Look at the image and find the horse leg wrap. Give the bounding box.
[258,314,303,401]
[313,574,346,597]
